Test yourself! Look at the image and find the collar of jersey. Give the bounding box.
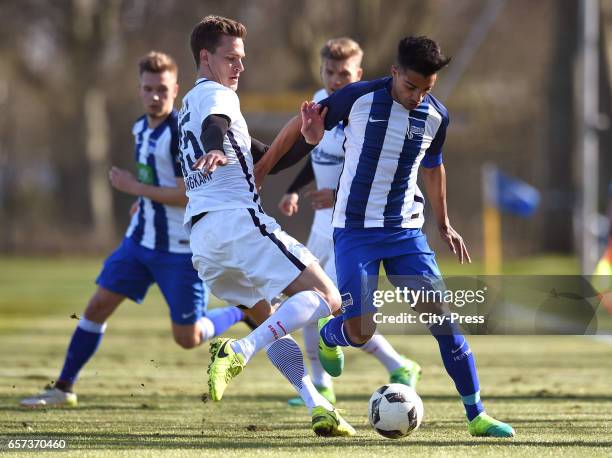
[195,77,211,86]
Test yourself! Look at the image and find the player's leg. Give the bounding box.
[20,239,152,408]
[152,251,245,349]
[205,210,340,365]
[383,230,514,437]
[321,235,421,387]
[245,301,335,411]
[318,230,380,353]
[196,211,336,391]
[208,298,354,436]
[360,335,422,387]
[289,232,336,406]
[227,261,340,363]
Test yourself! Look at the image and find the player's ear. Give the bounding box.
[391,64,399,78]
[357,67,363,80]
[172,83,179,98]
[199,48,209,68]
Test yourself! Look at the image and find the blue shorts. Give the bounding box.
[96,237,207,325]
[333,227,441,320]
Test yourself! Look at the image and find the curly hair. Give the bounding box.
[396,36,450,75]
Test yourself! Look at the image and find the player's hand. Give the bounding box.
[278,193,299,216]
[109,166,140,195]
[300,101,327,145]
[129,200,139,216]
[439,223,472,264]
[193,150,228,175]
[306,188,335,210]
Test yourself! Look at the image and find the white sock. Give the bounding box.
[78,317,107,333]
[266,335,333,413]
[302,320,332,388]
[231,291,331,363]
[198,316,215,342]
[360,334,405,372]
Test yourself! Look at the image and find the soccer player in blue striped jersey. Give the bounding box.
[264,36,514,438]
[276,38,422,407]
[20,51,245,409]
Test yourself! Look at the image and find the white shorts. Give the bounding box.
[306,230,336,284]
[190,208,317,307]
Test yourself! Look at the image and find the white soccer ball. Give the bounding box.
[368,383,424,438]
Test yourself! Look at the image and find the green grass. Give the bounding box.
[1,255,611,456]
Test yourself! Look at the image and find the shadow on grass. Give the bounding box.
[2,431,612,450]
[225,393,612,403]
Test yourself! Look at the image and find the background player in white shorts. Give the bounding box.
[178,15,354,437]
[276,38,422,407]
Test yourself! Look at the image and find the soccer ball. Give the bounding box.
[368,383,424,438]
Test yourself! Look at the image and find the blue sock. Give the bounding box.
[429,317,484,421]
[206,306,244,337]
[320,316,363,347]
[58,318,106,387]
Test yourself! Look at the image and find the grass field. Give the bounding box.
[1,255,611,456]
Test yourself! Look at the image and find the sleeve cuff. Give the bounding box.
[421,152,443,168]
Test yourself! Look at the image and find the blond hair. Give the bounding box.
[138,51,178,76]
[320,37,363,64]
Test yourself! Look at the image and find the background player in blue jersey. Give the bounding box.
[263,36,515,438]
[276,38,422,407]
[20,51,245,408]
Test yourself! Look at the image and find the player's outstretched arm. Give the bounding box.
[421,164,471,264]
[254,115,302,186]
[301,101,327,145]
[109,167,188,207]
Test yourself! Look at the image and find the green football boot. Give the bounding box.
[389,357,422,388]
[288,385,336,407]
[207,338,246,401]
[468,412,515,438]
[317,317,344,377]
[311,406,356,437]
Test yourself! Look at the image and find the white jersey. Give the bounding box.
[178,78,262,230]
[319,77,448,229]
[125,111,190,253]
[310,88,345,239]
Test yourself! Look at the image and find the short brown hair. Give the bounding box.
[190,15,247,67]
[320,37,363,63]
[138,51,178,76]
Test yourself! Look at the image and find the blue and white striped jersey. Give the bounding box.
[125,110,190,253]
[319,77,448,229]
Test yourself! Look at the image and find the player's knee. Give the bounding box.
[173,331,200,349]
[86,294,116,316]
[344,317,374,345]
[318,287,342,314]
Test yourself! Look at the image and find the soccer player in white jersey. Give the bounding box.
[262,36,515,438]
[179,16,354,436]
[20,52,245,409]
[276,38,422,407]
